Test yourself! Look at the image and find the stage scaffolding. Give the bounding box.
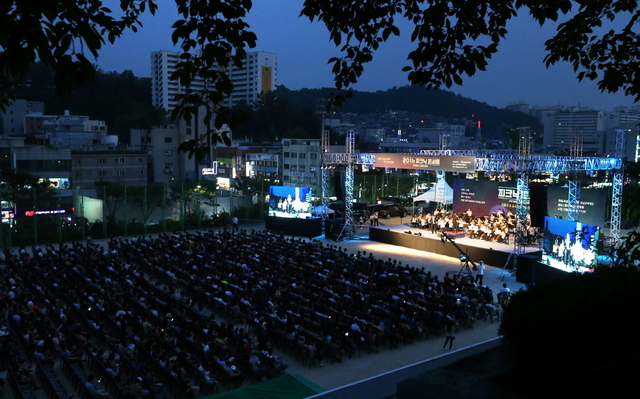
[321,149,623,244]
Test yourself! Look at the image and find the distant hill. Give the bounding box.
[10,63,539,142]
[277,85,542,140]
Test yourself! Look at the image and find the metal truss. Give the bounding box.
[321,167,330,220]
[330,150,624,173]
[515,173,529,254]
[342,130,356,240]
[611,171,623,244]
[321,129,331,235]
[435,171,446,207]
[610,129,626,245]
[320,149,623,242]
[567,179,581,221]
[476,156,622,174]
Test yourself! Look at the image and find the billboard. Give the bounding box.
[453,179,517,216]
[375,154,475,173]
[261,66,272,93]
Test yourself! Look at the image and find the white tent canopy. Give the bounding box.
[413,181,454,204]
[311,205,335,215]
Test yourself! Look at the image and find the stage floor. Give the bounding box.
[366,223,542,267]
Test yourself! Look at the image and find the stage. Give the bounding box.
[368,223,541,268]
[265,215,323,238]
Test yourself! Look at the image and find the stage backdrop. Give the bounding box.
[453,180,607,227]
[546,186,607,227]
[453,179,517,216]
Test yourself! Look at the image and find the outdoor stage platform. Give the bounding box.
[265,215,323,238]
[369,223,541,268]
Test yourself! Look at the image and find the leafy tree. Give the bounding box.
[1,1,157,106]
[169,180,216,227]
[95,181,125,223]
[498,266,640,397]
[127,183,173,228]
[300,1,640,106]
[0,171,60,245]
[4,1,640,152]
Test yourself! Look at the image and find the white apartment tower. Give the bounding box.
[151,50,277,113]
[543,109,608,155]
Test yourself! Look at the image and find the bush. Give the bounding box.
[499,267,640,397]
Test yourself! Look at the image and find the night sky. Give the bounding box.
[96,1,637,111]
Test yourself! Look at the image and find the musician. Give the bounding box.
[286,195,293,213]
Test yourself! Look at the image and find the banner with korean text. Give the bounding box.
[374,154,475,173]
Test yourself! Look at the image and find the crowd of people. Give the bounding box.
[1,228,504,398]
[410,208,540,245]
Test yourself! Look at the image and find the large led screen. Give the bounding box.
[546,186,607,228]
[269,186,312,216]
[542,216,599,272]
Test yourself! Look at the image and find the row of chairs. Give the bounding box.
[4,359,36,399]
[59,356,99,399]
[35,357,73,399]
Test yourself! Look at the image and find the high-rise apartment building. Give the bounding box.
[151,50,277,113]
[543,108,608,155]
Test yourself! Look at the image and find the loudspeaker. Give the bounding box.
[333,169,344,202]
[325,219,342,240]
[529,183,547,227]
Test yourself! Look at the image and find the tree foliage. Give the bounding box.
[3,0,640,149]
[498,266,640,397]
[127,183,173,225]
[13,63,165,140]
[230,90,321,142]
[95,181,125,222]
[300,0,640,107]
[1,0,157,105]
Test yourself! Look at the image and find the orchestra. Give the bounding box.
[409,207,539,245]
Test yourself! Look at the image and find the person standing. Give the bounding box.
[443,317,456,351]
[474,260,485,285]
[232,216,239,233]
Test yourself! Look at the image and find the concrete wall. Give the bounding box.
[306,338,502,399]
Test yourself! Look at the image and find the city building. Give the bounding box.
[543,108,608,155]
[151,50,277,112]
[246,150,280,179]
[0,136,25,173]
[506,101,530,114]
[42,110,117,150]
[71,150,149,189]
[0,99,45,136]
[416,123,466,149]
[604,106,640,161]
[12,146,72,181]
[213,144,276,184]
[361,128,386,143]
[282,138,345,195]
[223,51,277,108]
[130,122,187,184]
[24,113,56,144]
